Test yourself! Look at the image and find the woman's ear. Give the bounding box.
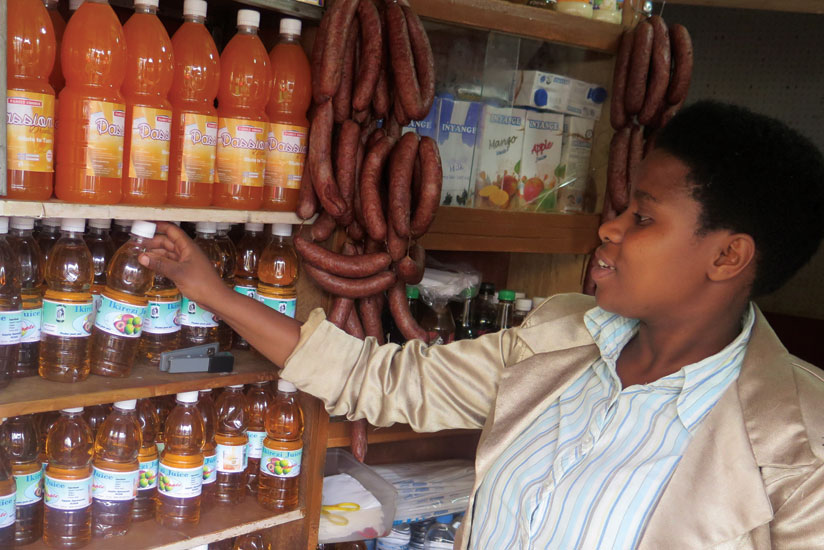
[709,233,756,283]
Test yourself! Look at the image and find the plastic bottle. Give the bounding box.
[84,218,116,317]
[84,403,111,441]
[92,399,142,537]
[1,415,43,545]
[423,514,456,550]
[121,0,174,205]
[472,282,496,337]
[153,394,175,456]
[110,219,132,249]
[257,224,298,319]
[132,398,158,522]
[421,301,455,346]
[245,382,273,495]
[494,290,516,331]
[377,523,411,550]
[196,389,218,503]
[216,223,237,351]
[8,217,44,378]
[40,218,94,383]
[233,223,267,349]
[44,0,66,96]
[55,0,127,205]
[36,218,61,262]
[89,221,157,378]
[258,379,303,511]
[167,0,220,207]
[213,9,272,210]
[140,272,181,365]
[214,385,248,504]
[37,411,59,478]
[234,532,267,550]
[156,391,204,528]
[263,18,311,212]
[512,298,533,327]
[180,222,223,348]
[0,219,22,390]
[454,287,476,341]
[0,419,16,548]
[6,0,57,201]
[43,407,94,549]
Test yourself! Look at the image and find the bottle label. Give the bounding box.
[0,492,14,529]
[233,284,258,301]
[128,106,172,181]
[157,463,202,499]
[144,299,181,335]
[216,117,267,188]
[0,310,22,345]
[92,466,139,501]
[138,458,158,490]
[44,474,93,511]
[265,123,308,190]
[260,446,302,478]
[180,298,219,328]
[202,452,217,485]
[6,90,55,173]
[21,307,42,344]
[259,296,296,319]
[94,296,146,338]
[84,100,126,178]
[180,112,217,184]
[42,299,93,338]
[216,443,247,473]
[14,470,44,505]
[156,442,165,455]
[246,430,266,460]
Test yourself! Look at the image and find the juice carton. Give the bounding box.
[435,98,481,207]
[517,110,564,212]
[472,106,526,210]
[556,116,596,213]
[402,99,440,139]
[513,71,607,120]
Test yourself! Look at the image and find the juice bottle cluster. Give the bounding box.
[6,0,311,212]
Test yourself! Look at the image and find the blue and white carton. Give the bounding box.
[436,97,482,207]
[402,100,440,139]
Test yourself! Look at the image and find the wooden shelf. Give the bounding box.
[658,0,824,14]
[0,350,278,417]
[418,206,600,254]
[326,419,480,448]
[235,0,324,20]
[0,200,312,225]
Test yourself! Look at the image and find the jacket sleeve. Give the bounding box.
[280,308,525,432]
[768,462,824,548]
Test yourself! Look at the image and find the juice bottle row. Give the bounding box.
[6,0,310,211]
[0,382,304,548]
[0,216,299,388]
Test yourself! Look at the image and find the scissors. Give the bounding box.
[321,502,361,526]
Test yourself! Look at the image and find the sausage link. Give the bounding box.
[666,24,693,105]
[385,2,427,120]
[350,419,368,462]
[295,234,392,278]
[401,5,435,118]
[610,31,633,131]
[309,101,346,217]
[389,132,419,239]
[360,136,395,242]
[328,296,354,328]
[344,307,365,339]
[310,211,337,242]
[358,295,386,344]
[627,123,645,189]
[364,237,384,255]
[388,281,427,342]
[317,0,361,104]
[353,0,383,112]
[410,137,442,238]
[395,242,424,285]
[305,263,397,299]
[386,221,407,262]
[335,120,361,220]
[393,94,411,127]
[296,161,318,220]
[333,19,358,123]
[625,20,653,115]
[638,16,671,126]
[607,126,631,212]
[347,219,366,241]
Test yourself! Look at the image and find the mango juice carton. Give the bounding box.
[402,99,440,139]
[517,110,564,212]
[556,115,596,212]
[513,71,606,120]
[436,98,481,206]
[472,105,526,210]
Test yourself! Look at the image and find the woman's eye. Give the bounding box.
[633,212,651,224]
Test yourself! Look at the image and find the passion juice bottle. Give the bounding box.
[258,380,303,511]
[233,222,267,349]
[167,0,220,207]
[121,0,174,205]
[196,389,218,503]
[1,415,43,545]
[6,0,57,201]
[263,18,311,212]
[8,217,44,378]
[39,218,94,383]
[139,273,181,365]
[213,9,272,210]
[180,222,222,347]
[257,224,298,319]
[0,223,23,390]
[55,0,127,205]
[215,223,236,351]
[89,221,157,378]
[44,0,66,96]
[245,382,273,495]
[132,398,159,522]
[0,419,15,548]
[84,218,116,317]
[215,385,248,504]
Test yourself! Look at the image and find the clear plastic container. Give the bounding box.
[215,385,249,504]
[0,419,16,548]
[110,220,132,250]
[233,222,267,349]
[512,298,533,327]
[84,218,116,317]
[83,403,111,441]
[420,302,455,346]
[215,223,237,351]
[1,415,43,545]
[196,389,218,503]
[180,222,222,347]
[258,380,303,512]
[494,290,516,331]
[132,398,159,522]
[245,382,274,494]
[233,532,267,549]
[472,282,496,337]
[0,220,26,382]
[454,288,476,341]
[423,514,455,549]
[37,411,59,477]
[139,273,181,365]
[36,218,61,261]
[257,224,298,319]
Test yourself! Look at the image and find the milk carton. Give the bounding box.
[514,71,607,120]
[402,100,440,139]
[436,98,482,206]
[556,116,596,212]
[518,110,564,212]
[472,106,526,210]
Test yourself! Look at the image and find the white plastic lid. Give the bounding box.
[41,218,61,227]
[515,298,533,312]
[228,384,244,389]
[217,222,232,231]
[10,217,35,230]
[196,222,217,234]
[62,407,83,413]
[130,221,157,239]
[271,223,292,237]
[135,0,159,7]
[278,379,297,392]
[237,9,260,28]
[183,0,207,17]
[88,218,112,229]
[177,391,199,403]
[280,18,302,36]
[515,292,526,300]
[61,218,86,232]
[245,222,264,232]
[69,0,84,9]
[198,389,212,394]
[114,219,132,228]
[114,399,137,410]
[0,217,9,234]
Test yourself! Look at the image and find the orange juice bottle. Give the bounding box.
[214,385,248,504]
[244,382,273,495]
[6,0,57,201]
[84,218,116,317]
[196,389,218,503]
[258,380,303,511]
[132,398,159,522]
[55,0,127,205]
[213,10,272,210]
[121,0,174,205]
[263,19,311,212]
[44,0,66,95]
[1,414,43,546]
[0,419,17,548]
[167,0,220,207]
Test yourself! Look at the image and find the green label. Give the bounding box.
[21,307,41,343]
[234,284,257,300]
[202,452,216,485]
[260,296,296,318]
[15,470,43,505]
[180,297,218,328]
[144,299,181,334]
[158,463,202,498]
[0,310,22,345]
[260,446,302,478]
[92,466,139,501]
[94,296,146,338]
[42,299,93,337]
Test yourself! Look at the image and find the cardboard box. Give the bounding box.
[556,116,596,212]
[402,100,440,139]
[517,110,565,212]
[514,71,607,120]
[472,106,526,210]
[436,98,482,207]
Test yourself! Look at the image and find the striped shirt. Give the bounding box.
[469,304,755,549]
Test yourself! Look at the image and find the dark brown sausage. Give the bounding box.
[353,0,382,112]
[295,234,392,278]
[305,263,397,299]
[364,237,384,255]
[607,126,631,212]
[385,2,426,121]
[347,219,365,241]
[627,123,644,189]
[328,296,354,328]
[310,211,337,242]
[360,136,395,242]
[610,30,633,131]
[411,153,422,210]
[372,68,391,120]
[296,161,318,220]
[386,221,407,262]
[350,419,368,462]
[309,101,346,217]
[333,19,358,123]
[410,137,442,238]
[388,281,427,342]
[344,307,365,339]
[638,16,671,126]
[396,242,424,285]
[393,94,411,127]
[625,20,653,116]
[358,295,386,344]
[389,132,419,239]
[666,24,693,105]
[335,120,361,220]
[401,5,435,118]
[317,0,361,105]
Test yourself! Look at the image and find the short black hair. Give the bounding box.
[655,101,824,296]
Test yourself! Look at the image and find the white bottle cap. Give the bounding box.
[278,379,297,393]
[515,292,526,300]
[515,298,533,312]
[61,218,86,232]
[217,222,232,232]
[196,221,217,234]
[69,0,84,9]
[237,9,260,28]
[271,223,292,237]
[198,389,212,394]
[10,217,35,230]
[114,219,132,228]
[135,0,159,8]
[88,218,112,230]
[130,221,157,239]
[228,384,244,389]
[42,218,61,227]
[0,218,9,234]
[183,0,207,17]
[62,407,84,413]
[280,18,302,36]
[114,399,137,411]
[177,391,199,403]
[245,222,264,232]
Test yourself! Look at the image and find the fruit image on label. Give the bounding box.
[144,299,181,335]
[180,297,218,328]
[260,296,296,319]
[0,310,22,345]
[157,463,202,498]
[0,493,14,529]
[265,123,308,190]
[128,106,172,180]
[44,475,93,511]
[181,113,217,184]
[84,100,126,178]
[92,467,139,501]
[202,453,217,485]
[94,296,146,338]
[260,447,302,479]
[7,91,55,173]
[138,459,158,490]
[14,471,44,506]
[42,299,93,338]
[216,117,267,187]
[21,307,42,343]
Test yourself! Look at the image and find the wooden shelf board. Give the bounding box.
[418,206,600,254]
[234,0,325,20]
[657,0,824,14]
[327,419,480,448]
[0,200,313,225]
[0,350,278,417]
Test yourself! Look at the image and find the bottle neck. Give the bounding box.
[87,226,108,237]
[184,13,205,23]
[237,25,258,35]
[196,232,216,240]
[459,297,473,326]
[279,33,301,44]
[135,4,157,14]
[60,230,84,239]
[10,228,33,237]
